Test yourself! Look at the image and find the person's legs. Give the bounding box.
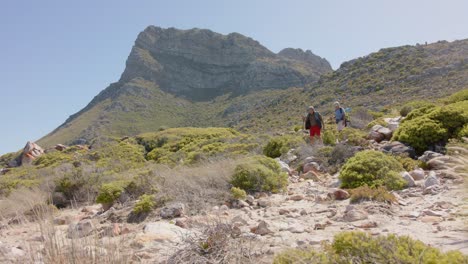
[310,126,322,145]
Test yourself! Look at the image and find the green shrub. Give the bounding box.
[366,117,387,129]
[427,101,468,137]
[443,89,468,104]
[337,127,367,146]
[138,127,258,165]
[322,130,336,146]
[395,101,468,154]
[399,100,434,117]
[263,135,302,158]
[230,187,247,200]
[230,156,288,193]
[274,231,468,264]
[33,151,75,168]
[133,194,156,214]
[393,117,447,154]
[402,105,436,123]
[339,150,406,190]
[459,123,468,138]
[349,186,396,204]
[393,155,418,171]
[96,181,127,204]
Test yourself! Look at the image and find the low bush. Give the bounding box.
[322,130,336,146]
[337,127,367,146]
[443,88,468,104]
[230,187,247,200]
[339,150,406,190]
[263,135,303,158]
[95,181,128,204]
[138,127,258,165]
[349,185,396,204]
[133,194,156,214]
[393,117,447,154]
[393,155,418,171]
[399,100,434,117]
[230,156,288,193]
[274,231,468,264]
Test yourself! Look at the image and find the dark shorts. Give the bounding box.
[310,125,321,137]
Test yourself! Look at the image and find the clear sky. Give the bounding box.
[1,0,467,155]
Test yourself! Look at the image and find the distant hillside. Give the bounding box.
[223,39,468,132]
[38,31,468,147]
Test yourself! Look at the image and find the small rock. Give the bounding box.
[401,172,416,187]
[252,220,273,236]
[300,210,307,216]
[175,218,188,229]
[422,210,444,217]
[289,194,304,201]
[419,216,443,223]
[11,247,25,257]
[424,173,440,188]
[276,159,292,175]
[287,224,305,233]
[235,200,249,208]
[68,220,95,238]
[160,203,185,219]
[303,162,320,174]
[300,171,321,181]
[333,189,350,200]
[409,169,425,181]
[343,208,368,222]
[355,221,378,229]
[278,208,290,215]
[418,151,443,163]
[55,144,68,151]
[246,195,255,205]
[143,222,190,243]
[257,199,271,207]
[423,185,442,195]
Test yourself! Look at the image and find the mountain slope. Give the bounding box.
[38,32,468,147]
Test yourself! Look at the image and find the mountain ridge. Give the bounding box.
[38,27,467,148]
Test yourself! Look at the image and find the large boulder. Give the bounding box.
[380,141,416,158]
[368,125,392,142]
[20,141,44,165]
[401,172,416,187]
[143,222,190,242]
[160,203,185,219]
[418,151,443,163]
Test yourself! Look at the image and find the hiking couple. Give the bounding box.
[303,101,347,144]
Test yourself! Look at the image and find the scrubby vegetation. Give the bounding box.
[274,231,468,264]
[339,150,406,190]
[230,187,247,200]
[133,194,156,214]
[137,127,259,165]
[263,134,303,158]
[349,185,397,204]
[393,100,468,154]
[230,155,288,193]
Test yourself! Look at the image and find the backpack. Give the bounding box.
[339,107,349,127]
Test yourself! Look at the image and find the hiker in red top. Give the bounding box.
[303,106,325,145]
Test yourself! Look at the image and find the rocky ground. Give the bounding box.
[0,141,467,264]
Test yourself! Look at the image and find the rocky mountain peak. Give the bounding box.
[278,48,332,69]
[118,26,332,100]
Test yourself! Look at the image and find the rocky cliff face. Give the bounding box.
[119,26,332,99]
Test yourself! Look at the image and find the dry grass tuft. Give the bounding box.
[167,220,263,264]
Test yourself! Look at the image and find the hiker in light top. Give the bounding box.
[303,106,324,145]
[334,101,346,132]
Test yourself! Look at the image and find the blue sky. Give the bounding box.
[1,0,467,154]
